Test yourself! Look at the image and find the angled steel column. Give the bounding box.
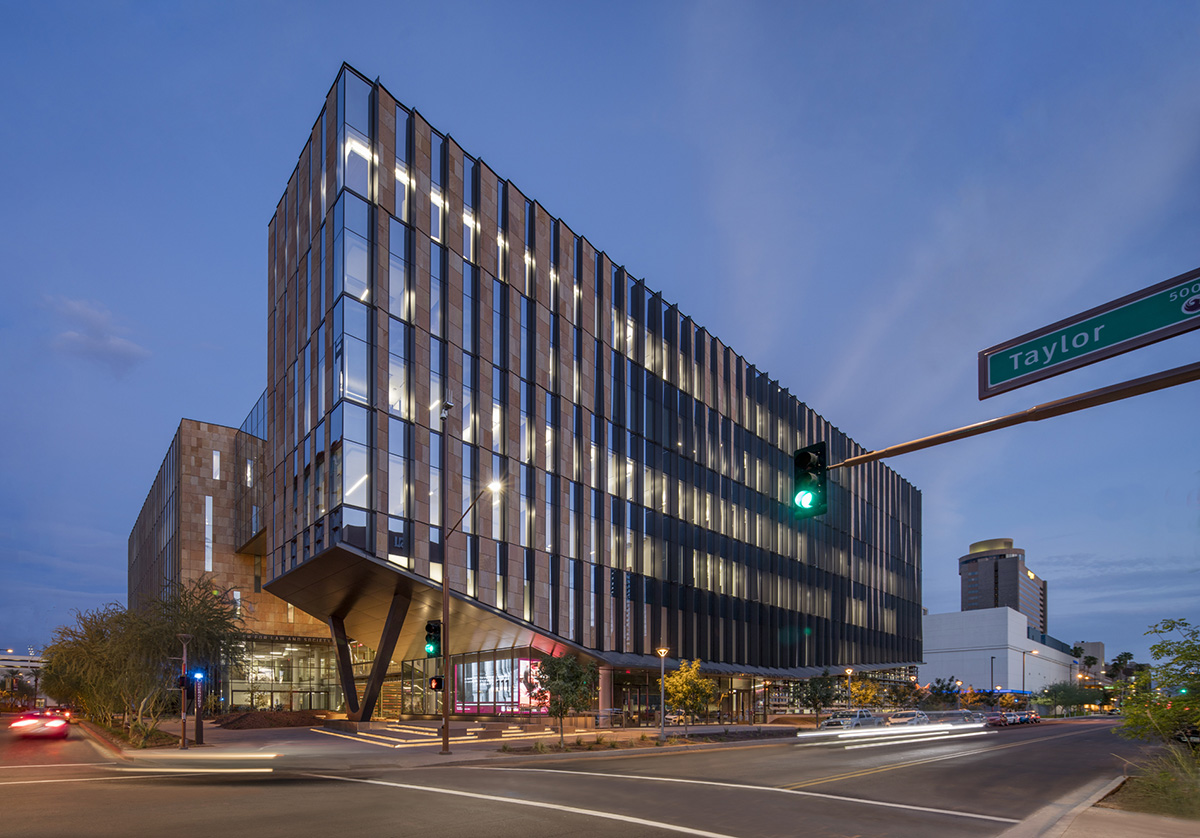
[356,591,411,722]
[328,615,360,716]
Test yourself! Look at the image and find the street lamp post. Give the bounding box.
[955,680,963,710]
[177,633,193,750]
[990,656,996,691]
[845,668,853,709]
[1021,649,1039,704]
[655,646,669,741]
[438,470,501,757]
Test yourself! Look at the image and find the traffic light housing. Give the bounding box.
[428,675,444,691]
[793,442,828,518]
[424,620,442,657]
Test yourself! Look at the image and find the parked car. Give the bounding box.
[985,712,1009,727]
[1004,712,1020,725]
[885,710,930,726]
[1017,710,1040,724]
[943,710,985,724]
[1173,727,1199,746]
[9,710,70,740]
[817,709,882,730]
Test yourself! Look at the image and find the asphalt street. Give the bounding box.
[2,715,1166,838]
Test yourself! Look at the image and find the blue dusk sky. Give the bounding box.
[2,1,1197,665]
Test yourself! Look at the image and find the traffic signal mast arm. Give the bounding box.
[829,359,1200,470]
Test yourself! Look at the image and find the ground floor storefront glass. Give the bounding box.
[224,637,341,711]
[366,647,547,719]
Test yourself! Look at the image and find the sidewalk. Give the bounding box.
[999,775,1197,838]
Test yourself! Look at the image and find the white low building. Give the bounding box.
[918,607,1077,696]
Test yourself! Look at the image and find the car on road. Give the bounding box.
[1017,710,1040,724]
[818,709,882,730]
[8,710,70,740]
[985,712,1009,727]
[1003,711,1020,725]
[885,710,930,726]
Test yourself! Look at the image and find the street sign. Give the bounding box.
[978,266,1200,398]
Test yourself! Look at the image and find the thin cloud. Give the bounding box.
[44,295,151,375]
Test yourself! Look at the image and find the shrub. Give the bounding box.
[1112,746,1200,820]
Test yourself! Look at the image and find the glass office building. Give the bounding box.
[259,64,922,722]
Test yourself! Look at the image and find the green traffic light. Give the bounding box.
[793,442,828,518]
[425,641,436,655]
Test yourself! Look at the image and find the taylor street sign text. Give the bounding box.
[979,266,1200,399]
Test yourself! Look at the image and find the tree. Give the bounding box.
[1083,655,1099,674]
[962,687,991,710]
[849,678,880,708]
[793,671,838,726]
[41,576,243,745]
[1108,651,1136,681]
[529,653,599,747]
[1118,619,1200,747]
[925,676,961,709]
[663,659,716,735]
[887,680,924,709]
[1034,681,1091,717]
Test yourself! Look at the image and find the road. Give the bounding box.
[1,716,1152,838]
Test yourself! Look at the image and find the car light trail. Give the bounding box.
[843,730,994,750]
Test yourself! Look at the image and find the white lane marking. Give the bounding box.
[109,767,273,774]
[471,767,1020,825]
[304,773,743,838]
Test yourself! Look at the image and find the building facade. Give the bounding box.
[958,538,1047,633]
[918,608,1076,698]
[129,418,339,710]
[246,64,923,722]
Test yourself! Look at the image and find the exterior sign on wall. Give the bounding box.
[979,266,1200,399]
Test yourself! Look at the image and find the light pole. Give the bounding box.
[177,633,193,750]
[990,655,996,691]
[655,646,669,740]
[955,680,963,710]
[439,473,501,756]
[1021,649,1039,704]
[845,668,853,708]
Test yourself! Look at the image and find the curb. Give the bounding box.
[78,721,133,762]
[998,774,1125,838]
[411,730,802,768]
[1041,776,1125,838]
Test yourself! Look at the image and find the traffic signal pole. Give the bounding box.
[829,359,1200,471]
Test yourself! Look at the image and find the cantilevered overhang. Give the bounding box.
[264,543,576,662]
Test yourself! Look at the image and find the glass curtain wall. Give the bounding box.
[265,65,921,687]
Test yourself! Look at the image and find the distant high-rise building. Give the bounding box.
[958,538,1047,634]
